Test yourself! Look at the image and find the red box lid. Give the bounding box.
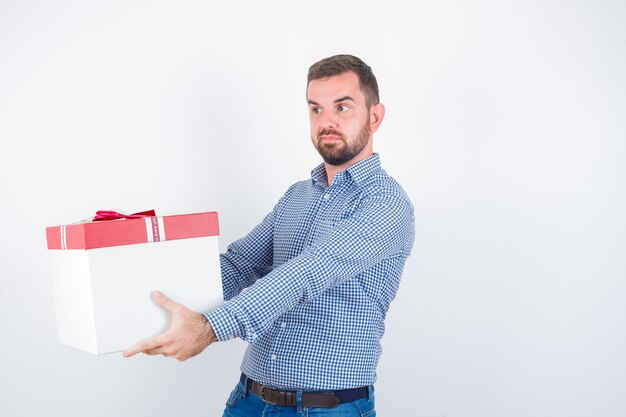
[46,212,219,250]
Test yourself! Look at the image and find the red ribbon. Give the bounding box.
[92,209,156,222]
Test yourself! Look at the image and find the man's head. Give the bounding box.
[306,55,385,169]
[307,54,380,108]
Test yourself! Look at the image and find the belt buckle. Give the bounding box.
[259,386,281,406]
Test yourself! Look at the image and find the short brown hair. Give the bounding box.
[307,54,380,108]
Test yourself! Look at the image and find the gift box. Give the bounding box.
[46,211,222,355]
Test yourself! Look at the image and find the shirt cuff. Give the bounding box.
[204,306,244,342]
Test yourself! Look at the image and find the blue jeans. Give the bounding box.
[221,382,376,417]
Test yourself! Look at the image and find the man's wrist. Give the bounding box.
[201,313,218,344]
[204,308,243,341]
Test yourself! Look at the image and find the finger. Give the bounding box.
[123,344,142,358]
[123,337,159,358]
[137,335,177,357]
[152,290,179,312]
[123,341,148,358]
[143,346,170,356]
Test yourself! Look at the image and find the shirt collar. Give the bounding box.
[311,154,381,186]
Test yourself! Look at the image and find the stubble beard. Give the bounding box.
[314,119,371,166]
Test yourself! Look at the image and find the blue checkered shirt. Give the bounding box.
[205,154,414,390]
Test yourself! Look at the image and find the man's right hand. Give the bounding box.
[123,291,217,361]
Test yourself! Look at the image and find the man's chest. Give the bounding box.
[272,185,361,263]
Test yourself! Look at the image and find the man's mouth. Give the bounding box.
[318,130,344,142]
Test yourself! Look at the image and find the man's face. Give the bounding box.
[307,72,373,167]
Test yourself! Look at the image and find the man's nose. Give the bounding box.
[319,112,339,130]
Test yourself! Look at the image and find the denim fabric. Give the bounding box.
[222,382,376,417]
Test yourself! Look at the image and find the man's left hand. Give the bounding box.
[123,291,217,361]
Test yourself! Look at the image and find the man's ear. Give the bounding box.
[369,103,386,133]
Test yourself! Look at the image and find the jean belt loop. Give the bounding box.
[241,375,248,397]
[296,389,304,414]
[367,385,374,401]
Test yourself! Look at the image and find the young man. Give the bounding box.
[125,54,415,416]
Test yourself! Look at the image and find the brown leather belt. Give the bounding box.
[241,374,369,408]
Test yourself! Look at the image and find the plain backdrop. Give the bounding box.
[1,1,625,416]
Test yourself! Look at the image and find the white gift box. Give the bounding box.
[46,211,222,355]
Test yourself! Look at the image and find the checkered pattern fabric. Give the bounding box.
[205,154,414,390]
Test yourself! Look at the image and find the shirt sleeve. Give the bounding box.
[218,208,275,301]
[206,185,415,343]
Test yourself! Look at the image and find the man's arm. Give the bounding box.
[124,198,280,360]
[206,186,415,344]
[219,206,276,300]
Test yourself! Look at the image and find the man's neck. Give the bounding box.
[324,151,373,186]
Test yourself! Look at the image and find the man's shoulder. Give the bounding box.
[273,178,318,206]
[360,169,412,202]
[284,177,316,193]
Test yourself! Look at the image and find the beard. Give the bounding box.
[314,118,371,166]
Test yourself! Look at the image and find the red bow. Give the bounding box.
[92,210,156,221]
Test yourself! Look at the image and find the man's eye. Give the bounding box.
[313,107,322,114]
[338,104,349,111]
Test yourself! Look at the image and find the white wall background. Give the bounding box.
[1,1,625,416]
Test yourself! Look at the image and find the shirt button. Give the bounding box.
[323,194,330,200]
[271,354,277,361]
[281,322,286,329]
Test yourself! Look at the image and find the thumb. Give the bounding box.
[152,290,178,312]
